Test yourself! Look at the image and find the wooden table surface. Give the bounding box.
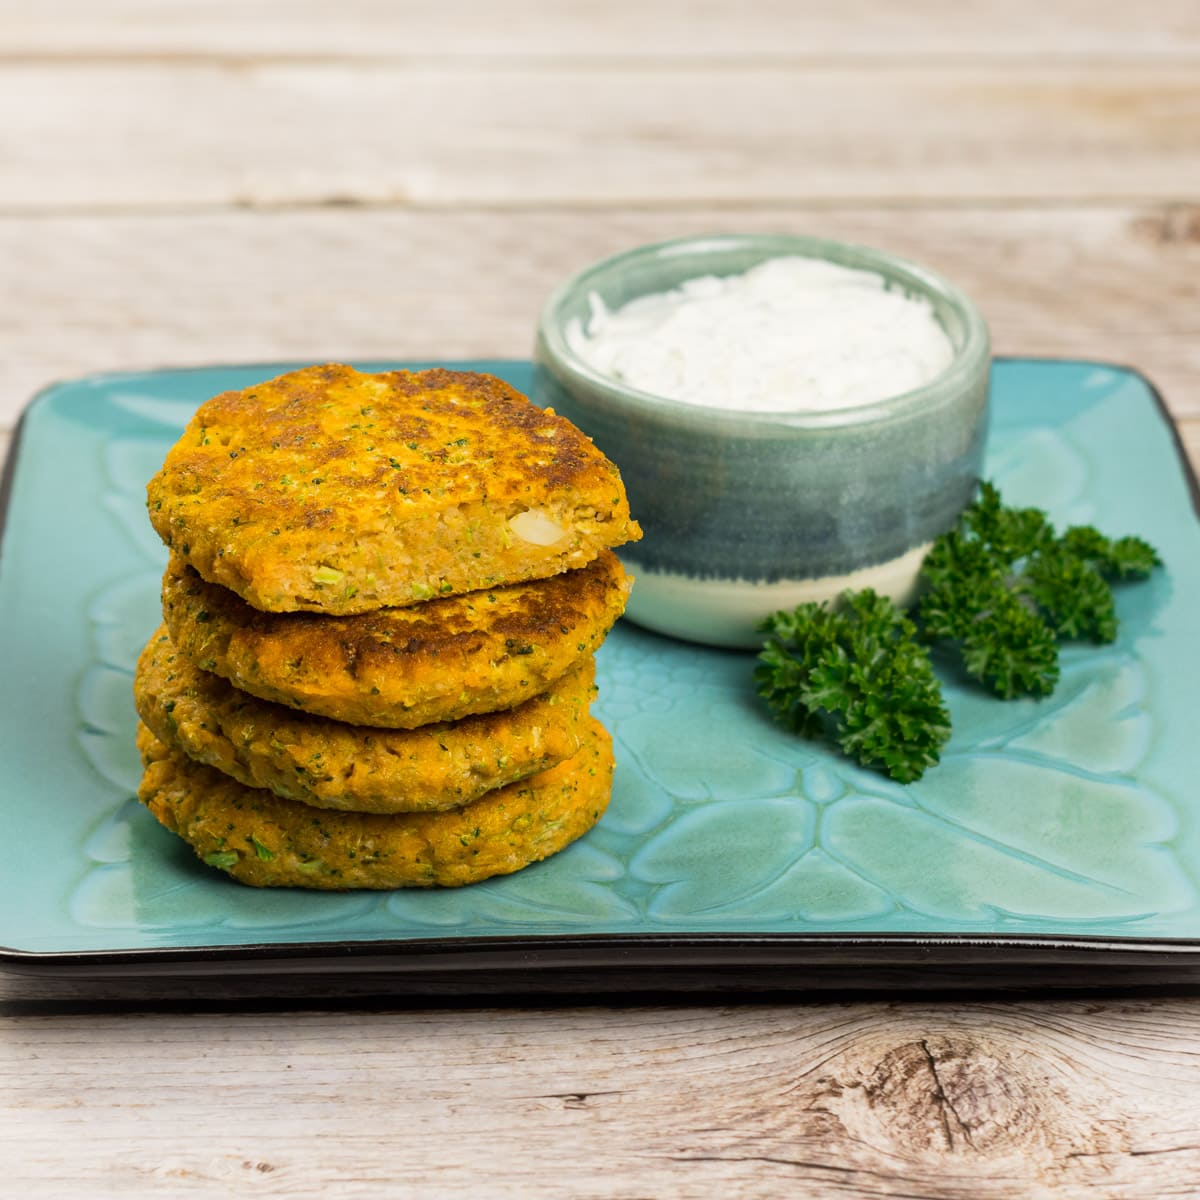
[4,4,1200,1196]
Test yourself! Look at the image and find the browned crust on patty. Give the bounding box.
[161,549,630,728]
[146,364,641,614]
[136,719,614,890]
[135,624,596,814]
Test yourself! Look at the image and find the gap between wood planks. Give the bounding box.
[4,197,1200,220]
[6,51,1200,69]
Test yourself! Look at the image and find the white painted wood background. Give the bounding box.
[3,3,1200,1195]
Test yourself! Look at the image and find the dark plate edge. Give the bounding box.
[2,356,1199,993]
[7,933,1200,1004]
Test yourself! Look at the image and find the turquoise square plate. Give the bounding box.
[3,359,1200,1001]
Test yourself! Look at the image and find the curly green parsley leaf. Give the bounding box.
[755,483,1162,782]
[918,481,1162,699]
[755,589,951,783]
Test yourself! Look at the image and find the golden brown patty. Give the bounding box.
[136,719,613,890]
[161,549,630,728]
[146,364,641,614]
[135,624,596,814]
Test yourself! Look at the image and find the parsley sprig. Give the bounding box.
[755,483,1161,781]
[756,589,951,784]
[918,482,1160,698]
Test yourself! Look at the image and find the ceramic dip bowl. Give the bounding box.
[533,233,991,648]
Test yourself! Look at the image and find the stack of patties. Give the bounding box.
[134,364,641,889]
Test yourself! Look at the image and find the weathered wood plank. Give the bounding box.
[4,999,1200,1197]
[1181,418,1200,475]
[1,205,1196,431]
[7,0,1200,61]
[2,64,1199,210]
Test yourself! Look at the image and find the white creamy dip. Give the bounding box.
[565,256,956,413]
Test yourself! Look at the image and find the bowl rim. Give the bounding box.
[535,232,992,430]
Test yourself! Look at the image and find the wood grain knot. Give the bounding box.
[809,1030,1124,1164]
[1132,205,1200,244]
[865,1036,1035,1154]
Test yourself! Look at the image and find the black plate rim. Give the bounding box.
[7,929,1200,982]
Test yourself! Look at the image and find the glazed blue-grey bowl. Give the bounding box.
[533,233,991,648]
